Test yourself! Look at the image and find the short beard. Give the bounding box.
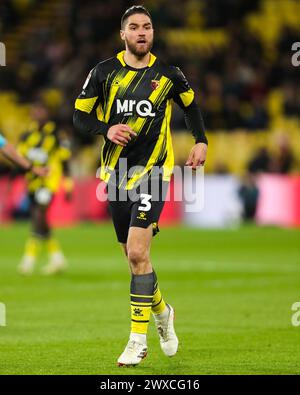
[126,38,153,59]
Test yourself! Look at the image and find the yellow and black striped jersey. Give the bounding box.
[74,50,207,189]
[18,121,71,193]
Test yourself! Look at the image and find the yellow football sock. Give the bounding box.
[130,273,155,335]
[24,237,41,258]
[152,283,167,315]
[46,238,61,255]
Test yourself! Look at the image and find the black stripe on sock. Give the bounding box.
[131,319,150,323]
[131,296,153,303]
[152,296,163,308]
[131,303,152,307]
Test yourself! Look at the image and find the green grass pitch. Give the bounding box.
[0,223,300,375]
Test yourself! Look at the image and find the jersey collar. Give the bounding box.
[116,50,156,68]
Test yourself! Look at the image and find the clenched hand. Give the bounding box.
[107,124,137,147]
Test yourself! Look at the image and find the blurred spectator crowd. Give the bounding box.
[0,0,300,177]
[1,0,300,133]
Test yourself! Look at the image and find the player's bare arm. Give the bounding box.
[1,141,48,177]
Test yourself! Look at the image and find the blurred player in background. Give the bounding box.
[0,133,47,177]
[18,101,73,275]
[74,5,207,366]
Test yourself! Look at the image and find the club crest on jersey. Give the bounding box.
[151,80,160,90]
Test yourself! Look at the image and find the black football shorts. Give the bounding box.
[107,177,169,243]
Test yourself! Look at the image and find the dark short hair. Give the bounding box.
[121,5,152,29]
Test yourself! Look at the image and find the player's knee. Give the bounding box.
[127,247,148,267]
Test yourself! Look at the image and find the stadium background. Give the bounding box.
[0,0,300,375]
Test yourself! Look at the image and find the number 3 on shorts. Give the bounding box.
[138,193,152,212]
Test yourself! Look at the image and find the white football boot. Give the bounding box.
[18,255,36,275]
[117,340,148,367]
[153,304,178,357]
[42,252,67,275]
